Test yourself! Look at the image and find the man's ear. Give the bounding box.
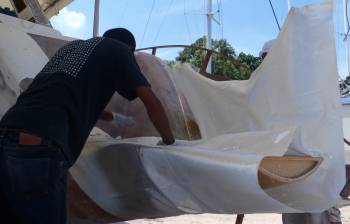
[127,45,135,52]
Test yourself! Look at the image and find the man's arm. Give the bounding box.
[136,86,175,145]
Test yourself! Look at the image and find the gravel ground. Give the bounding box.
[115,207,350,224]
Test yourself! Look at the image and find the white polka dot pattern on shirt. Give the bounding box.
[40,37,103,78]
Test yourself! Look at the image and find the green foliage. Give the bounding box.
[175,37,262,80]
[238,52,262,71]
[176,37,207,69]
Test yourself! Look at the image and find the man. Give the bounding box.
[259,39,275,59]
[282,208,342,224]
[0,28,175,224]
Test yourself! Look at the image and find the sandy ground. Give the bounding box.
[116,207,350,224]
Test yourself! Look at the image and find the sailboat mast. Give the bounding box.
[343,0,350,77]
[93,0,100,37]
[206,0,212,73]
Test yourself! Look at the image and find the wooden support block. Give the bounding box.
[235,214,244,224]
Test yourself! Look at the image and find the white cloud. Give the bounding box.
[50,7,86,38]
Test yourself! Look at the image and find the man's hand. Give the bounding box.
[136,86,175,144]
[99,111,114,122]
[157,139,176,146]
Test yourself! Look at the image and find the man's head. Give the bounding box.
[103,28,136,52]
[259,39,275,59]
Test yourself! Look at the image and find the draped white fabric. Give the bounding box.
[0,0,345,218]
[70,0,345,217]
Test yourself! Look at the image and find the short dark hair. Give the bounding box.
[103,28,136,52]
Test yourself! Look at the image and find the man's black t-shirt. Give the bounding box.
[0,37,150,165]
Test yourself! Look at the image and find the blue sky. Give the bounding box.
[51,0,348,78]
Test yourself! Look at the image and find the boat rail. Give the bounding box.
[136,44,252,75]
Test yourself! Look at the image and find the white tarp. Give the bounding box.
[69,0,345,217]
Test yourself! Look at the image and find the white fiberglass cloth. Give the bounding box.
[70,0,344,217]
[170,0,344,211]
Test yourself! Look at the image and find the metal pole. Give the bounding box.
[206,0,212,74]
[93,0,100,37]
[344,0,350,76]
[287,0,291,11]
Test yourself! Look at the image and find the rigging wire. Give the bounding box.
[218,0,224,39]
[345,0,350,41]
[215,0,224,39]
[153,0,174,44]
[215,0,220,41]
[213,0,218,41]
[336,1,345,78]
[118,0,129,26]
[344,138,350,146]
[140,0,156,47]
[184,0,193,43]
[268,0,281,31]
[203,0,206,37]
[193,1,202,40]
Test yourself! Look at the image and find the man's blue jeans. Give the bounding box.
[0,129,69,224]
